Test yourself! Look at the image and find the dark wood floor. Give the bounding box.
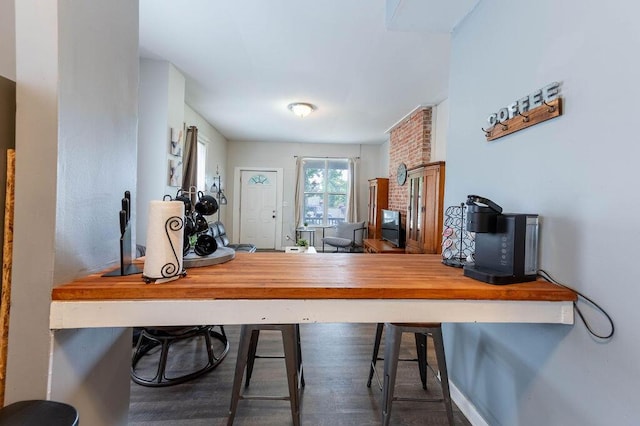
[128,323,472,426]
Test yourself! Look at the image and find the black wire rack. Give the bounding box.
[441,203,475,268]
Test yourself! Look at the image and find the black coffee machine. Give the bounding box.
[463,195,539,284]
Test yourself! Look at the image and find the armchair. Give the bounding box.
[322,221,367,252]
[209,221,257,252]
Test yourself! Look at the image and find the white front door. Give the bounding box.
[239,170,277,249]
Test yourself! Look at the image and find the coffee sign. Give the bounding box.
[487,82,560,126]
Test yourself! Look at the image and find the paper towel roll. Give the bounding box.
[143,200,185,281]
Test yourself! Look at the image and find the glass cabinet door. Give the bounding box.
[408,176,416,237]
[368,184,376,228]
[416,175,423,241]
[408,173,423,243]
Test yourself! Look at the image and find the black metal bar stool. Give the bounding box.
[131,325,229,387]
[0,400,78,425]
[367,323,430,390]
[228,324,304,426]
[367,322,454,426]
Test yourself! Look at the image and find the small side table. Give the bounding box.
[295,227,316,247]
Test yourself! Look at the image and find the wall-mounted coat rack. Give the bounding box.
[482,98,563,141]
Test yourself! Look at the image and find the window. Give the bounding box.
[196,139,207,192]
[302,158,348,225]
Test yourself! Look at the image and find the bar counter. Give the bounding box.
[50,253,576,329]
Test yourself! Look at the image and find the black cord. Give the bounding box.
[538,269,615,340]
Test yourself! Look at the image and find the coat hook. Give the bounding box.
[543,100,556,113]
[518,111,530,122]
[497,120,508,130]
[481,126,493,137]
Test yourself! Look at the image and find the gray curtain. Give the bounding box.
[294,157,304,228]
[182,126,198,203]
[346,157,358,222]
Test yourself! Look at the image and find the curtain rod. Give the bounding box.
[293,155,360,159]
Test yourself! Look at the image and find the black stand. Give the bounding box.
[441,203,475,268]
[103,190,143,277]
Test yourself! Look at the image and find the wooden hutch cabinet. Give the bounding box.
[367,178,389,239]
[405,162,445,254]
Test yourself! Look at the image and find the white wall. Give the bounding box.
[0,0,15,80]
[137,59,169,245]
[445,1,639,425]
[431,98,448,162]
[9,1,138,424]
[379,138,390,178]
[137,59,185,245]
[184,104,228,223]
[227,141,382,246]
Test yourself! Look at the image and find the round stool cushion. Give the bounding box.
[0,400,78,426]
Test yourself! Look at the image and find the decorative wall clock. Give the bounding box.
[396,162,407,186]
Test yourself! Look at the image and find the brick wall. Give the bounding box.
[388,107,432,224]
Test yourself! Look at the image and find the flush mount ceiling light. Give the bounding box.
[287,102,316,118]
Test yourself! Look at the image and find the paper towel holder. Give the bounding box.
[142,214,187,283]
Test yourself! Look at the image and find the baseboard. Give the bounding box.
[450,380,490,426]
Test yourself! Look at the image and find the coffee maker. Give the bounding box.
[463,195,539,284]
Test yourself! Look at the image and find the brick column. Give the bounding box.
[388,107,432,224]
